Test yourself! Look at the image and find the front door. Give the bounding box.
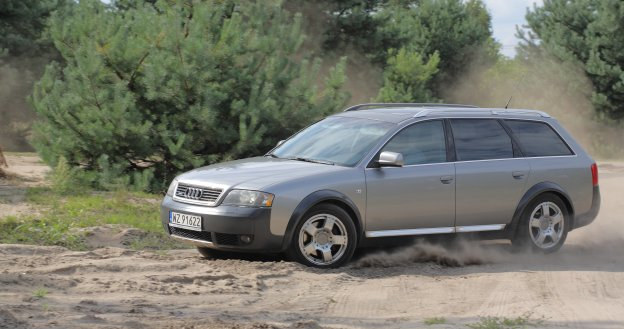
[364,120,456,237]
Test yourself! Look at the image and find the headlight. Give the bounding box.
[166,178,178,196]
[222,189,274,207]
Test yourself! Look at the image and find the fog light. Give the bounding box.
[240,235,252,244]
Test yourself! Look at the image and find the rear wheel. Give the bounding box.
[287,203,357,268]
[512,194,569,253]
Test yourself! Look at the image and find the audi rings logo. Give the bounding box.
[184,187,203,200]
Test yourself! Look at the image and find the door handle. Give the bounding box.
[440,176,454,184]
[512,171,526,179]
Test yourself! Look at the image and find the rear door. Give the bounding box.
[450,119,530,230]
[365,120,456,236]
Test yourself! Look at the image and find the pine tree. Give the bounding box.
[32,0,349,192]
[322,0,497,98]
[377,49,440,102]
[0,0,63,57]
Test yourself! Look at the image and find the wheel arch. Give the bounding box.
[507,182,575,238]
[280,190,363,251]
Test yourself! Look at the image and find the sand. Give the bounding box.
[1,155,623,329]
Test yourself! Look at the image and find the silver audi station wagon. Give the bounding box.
[161,103,600,268]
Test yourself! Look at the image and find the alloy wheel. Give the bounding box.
[529,201,565,249]
[298,213,349,266]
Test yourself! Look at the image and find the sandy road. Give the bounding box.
[1,158,623,329]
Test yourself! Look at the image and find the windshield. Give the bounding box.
[271,116,394,166]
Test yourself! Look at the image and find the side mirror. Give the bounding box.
[277,140,285,147]
[378,151,404,167]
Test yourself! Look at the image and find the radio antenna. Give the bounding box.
[504,96,513,109]
[504,69,529,109]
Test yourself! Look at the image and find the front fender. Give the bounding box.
[280,190,363,251]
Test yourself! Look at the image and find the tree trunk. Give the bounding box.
[0,145,6,178]
[0,144,7,168]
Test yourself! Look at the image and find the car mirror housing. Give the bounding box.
[378,151,404,167]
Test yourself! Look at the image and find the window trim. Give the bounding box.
[497,119,524,158]
[443,119,457,162]
[363,117,578,169]
[502,119,576,157]
[366,119,450,168]
[447,118,516,162]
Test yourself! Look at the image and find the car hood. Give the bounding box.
[176,156,349,191]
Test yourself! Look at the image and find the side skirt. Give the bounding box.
[365,224,506,238]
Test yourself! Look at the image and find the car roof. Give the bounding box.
[334,103,551,124]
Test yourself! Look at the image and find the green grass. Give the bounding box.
[33,287,49,298]
[0,187,183,250]
[466,314,542,329]
[424,317,446,325]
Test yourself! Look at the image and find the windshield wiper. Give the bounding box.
[288,157,335,165]
[265,153,280,158]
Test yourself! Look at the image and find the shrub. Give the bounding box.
[32,0,348,192]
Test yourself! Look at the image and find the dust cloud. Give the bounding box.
[286,0,382,106]
[0,56,45,151]
[354,239,508,268]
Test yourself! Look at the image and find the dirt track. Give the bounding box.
[1,156,623,329]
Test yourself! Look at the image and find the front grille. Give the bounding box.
[175,183,222,204]
[215,233,240,246]
[170,226,212,242]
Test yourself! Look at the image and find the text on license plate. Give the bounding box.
[169,211,202,231]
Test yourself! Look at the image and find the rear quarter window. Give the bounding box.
[505,120,573,157]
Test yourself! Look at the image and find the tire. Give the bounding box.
[196,247,237,259]
[286,203,357,268]
[512,193,570,253]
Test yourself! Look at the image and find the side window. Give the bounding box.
[505,120,573,157]
[450,119,513,161]
[381,120,447,165]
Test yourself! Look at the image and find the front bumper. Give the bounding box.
[161,196,285,252]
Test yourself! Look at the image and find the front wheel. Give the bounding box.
[287,203,357,268]
[512,194,569,253]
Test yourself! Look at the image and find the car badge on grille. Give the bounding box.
[184,187,203,200]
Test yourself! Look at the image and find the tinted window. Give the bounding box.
[450,119,513,161]
[505,120,573,157]
[381,120,447,165]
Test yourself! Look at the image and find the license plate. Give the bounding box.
[169,211,202,231]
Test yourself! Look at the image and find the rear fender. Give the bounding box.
[506,182,575,238]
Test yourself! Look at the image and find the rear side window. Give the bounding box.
[381,120,447,165]
[450,119,513,161]
[505,120,573,157]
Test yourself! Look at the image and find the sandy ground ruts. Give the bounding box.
[0,155,623,329]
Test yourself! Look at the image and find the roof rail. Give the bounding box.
[411,108,551,118]
[491,109,551,118]
[343,103,479,112]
